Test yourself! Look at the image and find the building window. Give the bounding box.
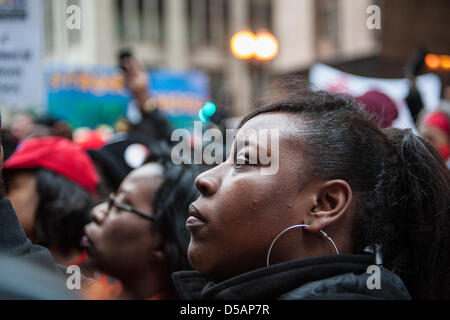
[116,0,164,43]
[187,0,228,48]
[249,0,272,32]
[43,0,54,56]
[315,0,340,59]
[141,0,164,42]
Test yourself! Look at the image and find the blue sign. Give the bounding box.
[45,65,210,130]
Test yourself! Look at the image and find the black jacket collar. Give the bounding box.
[0,199,62,273]
[0,199,32,254]
[172,254,410,300]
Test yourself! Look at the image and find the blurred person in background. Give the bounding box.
[3,137,98,267]
[84,161,204,300]
[10,113,73,143]
[419,110,450,167]
[10,112,34,143]
[26,116,55,139]
[441,86,450,115]
[120,54,173,144]
[86,133,171,204]
[405,77,425,124]
[50,119,73,140]
[0,115,86,298]
[28,116,73,141]
[1,129,18,161]
[404,48,426,124]
[0,254,78,299]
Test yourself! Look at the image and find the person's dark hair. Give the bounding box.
[1,129,18,161]
[146,138,173,164]
[34,116,58,128]
[0,129,15,198]
[239,77,450,299]
[152,162,205,276]
[89,134,173,200]
[34,169,93,254]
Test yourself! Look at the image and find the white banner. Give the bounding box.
[309,63,442,130]
[0,0,44,109]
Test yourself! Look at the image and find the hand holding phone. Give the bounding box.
[119,50,150,106]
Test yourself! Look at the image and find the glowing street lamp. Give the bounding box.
[425,53,450,70]
[230,30,279,62]
[230,30,256,60]
[425,54,440,69]
[441,55,450,70]
[254,31,279,61]
[230,30,279,112]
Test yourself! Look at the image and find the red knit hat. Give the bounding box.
[425,111,450,136]
[4,137,99,194]
[356,90,399,128]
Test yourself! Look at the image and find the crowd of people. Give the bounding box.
[0,56,449,300]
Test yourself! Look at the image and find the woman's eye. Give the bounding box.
[235,155,247,164]
[233,155,256,171]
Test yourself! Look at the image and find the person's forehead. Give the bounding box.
[13,114,32,122]
[236,112,302,145]
[129,163,164,179]
[239,112,298,131]
[8,169,36,180]
[119,163,163,195]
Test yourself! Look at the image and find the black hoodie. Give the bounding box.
[0,199,80,298]
[172,254,411,300]
[0,199,59,269]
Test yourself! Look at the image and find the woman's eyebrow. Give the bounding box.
[115,188,132,201]
[234,136,271,152]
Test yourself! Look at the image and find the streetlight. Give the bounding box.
[425,54,440,70]
[254,31,279,61]
[230,30,279,108]
[230,30,279,62]
[230,30,257,60]
[425,53,450,70]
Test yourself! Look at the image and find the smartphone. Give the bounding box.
[118,49,133,72]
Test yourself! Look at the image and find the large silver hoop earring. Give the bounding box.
[266,224,339,267]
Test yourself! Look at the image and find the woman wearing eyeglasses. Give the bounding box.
[83,161,203,300]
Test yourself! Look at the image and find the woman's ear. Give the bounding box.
[150,235,167,262]
[305,180,352,233]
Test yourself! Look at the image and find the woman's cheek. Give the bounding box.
[8,190,39,235]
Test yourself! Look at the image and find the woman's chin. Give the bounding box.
[187,243,213,275]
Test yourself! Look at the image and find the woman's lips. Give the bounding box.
[186,215,205,226]
[186,204,207,231]
[82,226,97,256]
[80,235,90,248]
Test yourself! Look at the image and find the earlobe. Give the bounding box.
[306,180,352,233]
[150,237,167,262]
[151,249,165,261]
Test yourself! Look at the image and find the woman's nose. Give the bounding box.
[195,168,220,197]
[91,202,108,224]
